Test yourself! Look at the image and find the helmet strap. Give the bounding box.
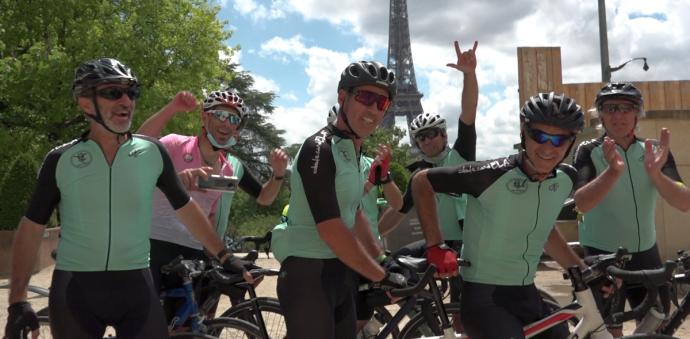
[87,93,129,141]
[338,97,362,139]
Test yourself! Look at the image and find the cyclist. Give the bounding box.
[136,90,287,299]
[572,82,690,336]
[412,92,587,339]
[271,60,407,339]
[3,58,246,339]
[376,40,478,324]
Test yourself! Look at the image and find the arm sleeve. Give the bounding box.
[238,163,263,198]
[571,142,597,190]
[452,121,477,161]
[399,175,415,213]
[661,151,683,183]
[25,151,62,225]
[150,138,191,210]
[426,159,508,198]
[296,135,341,224]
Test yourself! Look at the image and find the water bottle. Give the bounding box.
[362,317,383,339]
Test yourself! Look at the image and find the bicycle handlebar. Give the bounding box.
[606,260,677,323]
[388,264,437,298]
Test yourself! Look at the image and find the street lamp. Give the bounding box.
[598,0,650,82]
[609,57,650,74]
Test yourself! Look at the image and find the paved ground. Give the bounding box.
[1,256,688,337]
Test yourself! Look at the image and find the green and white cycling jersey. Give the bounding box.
[24,133,190,271]
[361,156,382,239]
[400,121,476,241]
[213,154,262,238]
[272,125,365,262]
[426,153,577,286]
[573,136,683,253]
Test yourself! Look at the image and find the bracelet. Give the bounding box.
[376,254,388,264]
[378,172,393,185]
[273,174,285,180]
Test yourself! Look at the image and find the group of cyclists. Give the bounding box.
[4,36,690,339]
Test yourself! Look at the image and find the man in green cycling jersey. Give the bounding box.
[413,92,587,339]
[4,58,246,339]
[271,60,407,339]
[572,82,690,336]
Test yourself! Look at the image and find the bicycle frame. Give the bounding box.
[160,278,207,333]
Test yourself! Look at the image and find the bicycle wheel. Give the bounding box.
[398,302,461,339]
[220,297,286,339]
[204,316,264,338]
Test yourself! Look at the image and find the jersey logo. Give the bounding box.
[128,148,145,158]
[456,158,511,174]
[548,183,559,192]
[183,153,193,162]
[310,130,328,174]
[339,150,351,162]
[506,177,528,194]
[71,150,92,168]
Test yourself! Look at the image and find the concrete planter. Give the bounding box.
[0,227,60,277]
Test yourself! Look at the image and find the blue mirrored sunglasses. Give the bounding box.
[525,126,575,147]
[207,110,242,125]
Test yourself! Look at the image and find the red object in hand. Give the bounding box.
[368,153,391,185]
[426,244,458,275]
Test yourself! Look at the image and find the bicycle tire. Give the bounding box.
[398,302,461,339]
[619,335,680,339]
[204,314,266,338]
[219,297,286,338]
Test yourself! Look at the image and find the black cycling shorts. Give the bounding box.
[49,269,168,339]
[460,280,568,339]
[584,243,665,326]
[277,256,358,339]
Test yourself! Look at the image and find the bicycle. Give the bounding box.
[382,250,680,339]
[160,256,263,338]
[226,231,272,259]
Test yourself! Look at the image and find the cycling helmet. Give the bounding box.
[520,92,584,133]
[202,90,247,117]
[327,105,338,125]
[72,58,138,97]
[595,82,643,107]
[410,113,447,136]
[337,61,396,99]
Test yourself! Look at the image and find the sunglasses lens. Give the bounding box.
[97,87,139,100]
[355,90,391,111]
[527,127,571,147]
[209,110,241,125]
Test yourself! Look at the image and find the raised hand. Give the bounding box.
[269,148,289,177]
[446,40,478,74]
[644,128,671,178]
[169,91,198,113]
[602,136,624,173]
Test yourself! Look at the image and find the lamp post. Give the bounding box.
[598,0,650,82]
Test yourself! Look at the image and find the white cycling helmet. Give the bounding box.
[410,112,446,136]
[202,90,247,118]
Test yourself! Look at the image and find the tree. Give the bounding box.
[0,0,245,228]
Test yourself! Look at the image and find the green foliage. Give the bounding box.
[227,188,289,235]
[0,132,42,229]
[0,0,238,229]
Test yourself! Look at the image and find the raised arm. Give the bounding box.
[645,128,690,212]
[446,40,478,126]
[137,91,198,137]
[573,137,624,212]
[255,148,289,206]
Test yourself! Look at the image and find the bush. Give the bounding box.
[0,153,39,230]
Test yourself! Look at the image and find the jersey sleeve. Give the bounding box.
[238,163,263,198]
[661,151,683,183]
[452,121,477,161]
[24,151,62,225]
[148,137,191,210]
[572,141,597,190]
[557,163,578,193]
[426,158,511,198]
[296,133,341,224]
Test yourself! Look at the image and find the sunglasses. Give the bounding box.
[599,103,640,114]
[95,87,140,100]
[524,125,575,147]
[353,90,392,111]
[206,110,242,125]
[414,128,442,142]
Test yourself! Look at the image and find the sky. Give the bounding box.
[217,0,690,160]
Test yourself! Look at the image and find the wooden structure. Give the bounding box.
[518,47,690,259]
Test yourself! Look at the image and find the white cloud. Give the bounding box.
[251,74,280,93]
[238,0,690,159]
[231,0,290,22]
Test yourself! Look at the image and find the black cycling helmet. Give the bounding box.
[73,58,139,98]
[337,61,396,99]
[595,82,643,107]
[520,92,584,133]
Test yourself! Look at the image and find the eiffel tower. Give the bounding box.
[381,0,424,135]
